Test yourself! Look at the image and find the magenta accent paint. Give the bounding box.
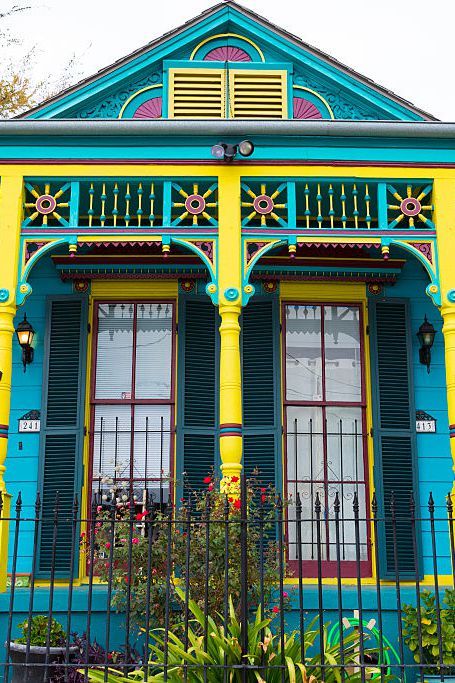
[204,46,251,62]
[35,194,57,214]
[253,194,274,215]
[185,194,206,214]
[400,197,421,216]
[133,97,162,119]
[293,97,323,120]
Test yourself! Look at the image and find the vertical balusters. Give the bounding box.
[100,183,107,227]
[429,492,445,679]
[328,184,335,229]
[113,183,119,228]
[4,493,22,683]
[372,493,385,683]
[447,492,455,588]
[365,184,371,228]
[88,183,95,228]
[341,183,347,229]
[304,183,311,229]
[137,183,143,228]
[149,183,155,227]
[124,182,131,227]
[352,184,359,229]
[317,183,323,228]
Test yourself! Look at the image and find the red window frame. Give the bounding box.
[282,301,371,578]
[88,299,177,508]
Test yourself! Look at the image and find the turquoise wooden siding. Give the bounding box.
[371,258,451,577]
[242,298,281,489]
[38,297,87,576]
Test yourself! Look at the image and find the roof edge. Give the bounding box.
[0,119,453,138]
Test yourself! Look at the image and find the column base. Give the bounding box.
[0,491,11,592]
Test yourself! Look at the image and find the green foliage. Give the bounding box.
[15,615,66,647]
[92,476,290,632]
[85,588,385,683]
[402,589,455,673]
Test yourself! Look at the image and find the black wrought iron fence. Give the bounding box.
[1,476,454,683]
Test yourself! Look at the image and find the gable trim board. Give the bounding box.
[20,2,434,121]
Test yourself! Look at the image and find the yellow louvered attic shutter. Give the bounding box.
[168,68,226,118]
[228,69,287,119]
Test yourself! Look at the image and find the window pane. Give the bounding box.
[92,405,132,490]
[288,481,327,561]
[133,405,171,485]
[326,406,364,484]
[95,304,133,399]
[135,303,173,399]
[285,305,322,401]
[286,406,323,486]
[324,306,361,402]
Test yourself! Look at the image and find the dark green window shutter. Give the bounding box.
[370,300,420,579]
[39,298,87,576]
[242,299,280,489]
[179,299,217,493]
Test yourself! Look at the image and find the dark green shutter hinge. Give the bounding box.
[370,427,374,437]
[175,323,178,334]
[366,325,369,335]
[84,426,87,436]
[279,323,282,333]
[87,322,91,334]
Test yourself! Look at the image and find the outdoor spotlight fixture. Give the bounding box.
[210,140,255,162]
[417,315,436,373]
[15,314,35,372]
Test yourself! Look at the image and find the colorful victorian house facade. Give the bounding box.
[0,0,454,649]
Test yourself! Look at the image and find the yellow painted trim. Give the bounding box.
[118,84,163,119]
[3,164,455,180]
[190,33,265,62]
[293,85,335,120]
[77,235,162,243]
[282,575,455,587]
[90,280,178,298]
[296,236,381,245]
[280,282,377,578]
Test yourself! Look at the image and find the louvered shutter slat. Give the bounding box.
[229,71,287,119]
[370,300,420,578]
[39,299,86,576]
[169,69,226,119]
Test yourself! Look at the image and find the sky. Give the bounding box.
[3,0,455,120]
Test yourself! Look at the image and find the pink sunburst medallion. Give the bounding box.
[133,97,162,119]
[204,46,251,62]
[293,97,323,120]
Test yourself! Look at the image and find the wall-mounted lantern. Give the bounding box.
[417,315,436,374]
[211,139,254,162]
[15,314,35,372]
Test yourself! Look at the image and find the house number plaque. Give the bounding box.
[416,410,436,433]
[18,410,41,433]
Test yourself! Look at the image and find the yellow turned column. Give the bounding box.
[433,178,455,492]
[0,175,23,591]
[217,169,243,479]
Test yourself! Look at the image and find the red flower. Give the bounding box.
[208,483,214,491]
[105,542,111,549]
[180,498,185,503]
[272,606,279,613]
[261,494,267,504]
[233,499,241,510]
[80,532,86,538]
[231,476,239,483]
[132,537,139,545]
[136,511,148,521]
[260,488,266,494]
[203,476,212,484]
[228,497,234,503]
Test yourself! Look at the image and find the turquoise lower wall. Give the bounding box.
[2,254,453,576]
[377,257,452,576]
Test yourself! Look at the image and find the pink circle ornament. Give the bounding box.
[293,97,323,120]
[253,194,274,215]
[35,194,57,215]
[133,97,162,119]
[185,194,206,215]
[204,46,251,62]
[400,197,422,217]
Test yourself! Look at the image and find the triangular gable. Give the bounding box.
[22,1,436,121]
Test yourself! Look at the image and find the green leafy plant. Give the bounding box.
[85,587,384,683]
[14,615,66,647]
[402,589,455,674]
[90,474,291,632]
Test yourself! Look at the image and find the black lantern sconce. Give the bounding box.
[211,139,255,162]
[417,315,436,373]
[15,314,35,372]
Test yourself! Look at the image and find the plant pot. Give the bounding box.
[6,642,79,683]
